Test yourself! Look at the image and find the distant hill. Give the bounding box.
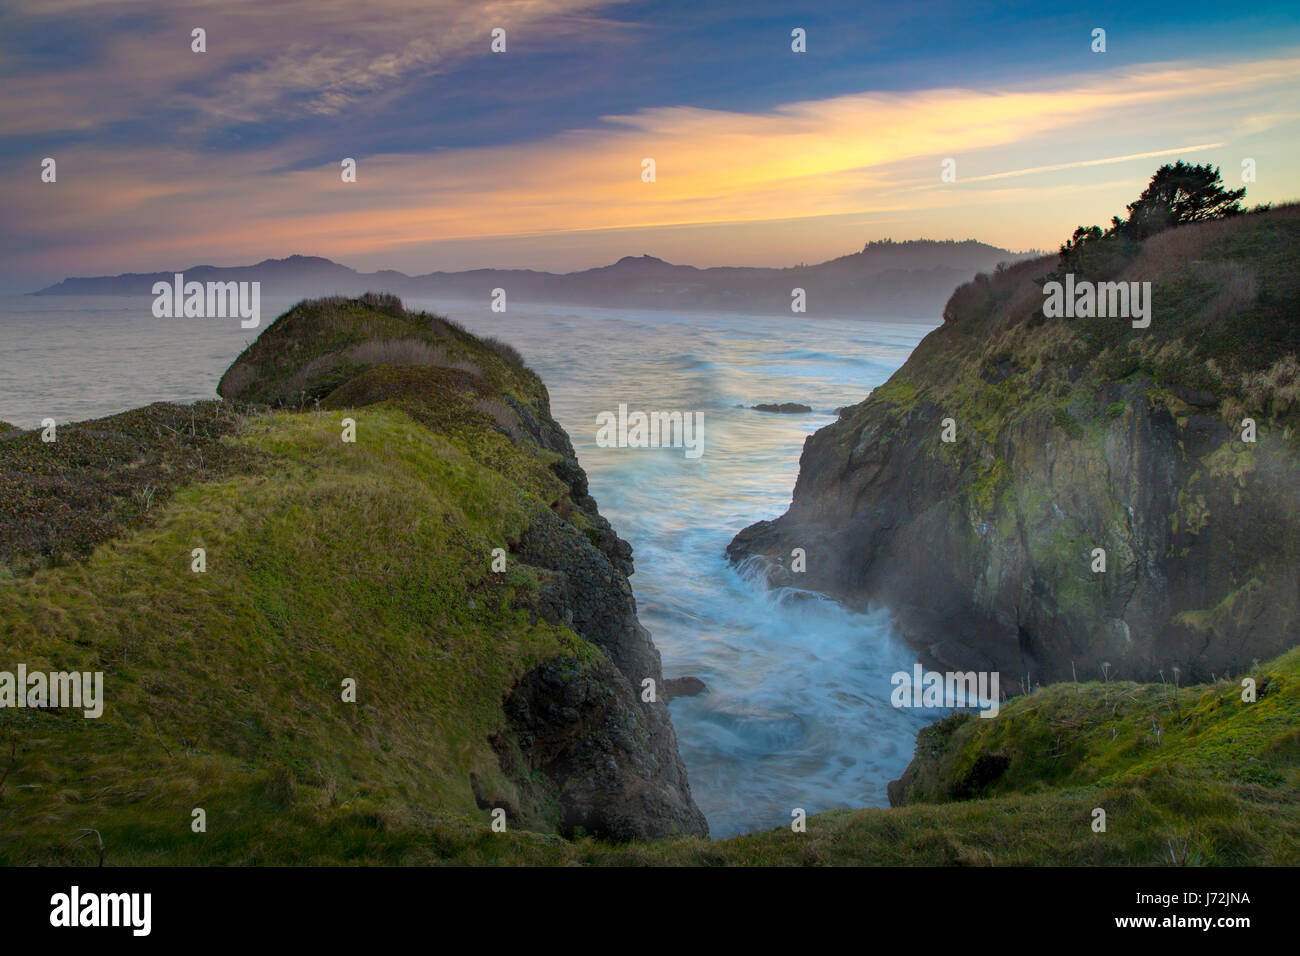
[32,241,1040,319]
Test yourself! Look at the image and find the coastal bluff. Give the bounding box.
[0,293,706,860]
[730,205,1300,687]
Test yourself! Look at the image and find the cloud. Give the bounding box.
[959,144,1228,183]
[230,54,1298,238]
[4,50,1298,279]
[0,0,625,134]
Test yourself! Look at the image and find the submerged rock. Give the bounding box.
[663,676,708,699]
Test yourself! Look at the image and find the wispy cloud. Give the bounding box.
[0,0,627,135]
[960,144,1227,183]
[4,47,1298,280]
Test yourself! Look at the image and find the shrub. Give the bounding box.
[358,291,405,316]
[346,338,479,376]
[482,336,527,369]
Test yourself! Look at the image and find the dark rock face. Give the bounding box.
[753,403,813,414]
[729,220,1300,687]
[731,375,1300,686]
[505,392,634,577]
[505,509,707,840]
[503,653,706,840]
[502,398,707,840]
[218,296,706,841]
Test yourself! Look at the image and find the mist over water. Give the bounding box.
[2,295,946,838]
[438,301,949,837]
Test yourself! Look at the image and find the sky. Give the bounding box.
[1,0,1297,292]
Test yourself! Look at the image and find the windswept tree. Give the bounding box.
[1057,162,1247,271]
[1113,162,1246,240]
[1058,224,1103,260]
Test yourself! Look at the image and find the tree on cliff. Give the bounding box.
[1112,162,1246,240]
[1059,162,1246,269]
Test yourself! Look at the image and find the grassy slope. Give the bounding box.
[1,294,1295,865]
[867,203,1300,476]
[0,407,603,863]
[393,648,1299,866]
[0,297,599,863]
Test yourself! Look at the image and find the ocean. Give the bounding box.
[1,293,946,837]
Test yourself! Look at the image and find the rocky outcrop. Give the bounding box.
[440,327,704,838]
[1,292,708,857]
[215,295,706,841]
[730,207,1300,685]
[663,676,708,699]
[506,506,706,839]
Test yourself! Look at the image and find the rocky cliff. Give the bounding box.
[217,294,706,838]
[730,205,1300,686]
[0,293,704,864]
[3,292,1297,866]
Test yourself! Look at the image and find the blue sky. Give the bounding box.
[1,0,1297,290]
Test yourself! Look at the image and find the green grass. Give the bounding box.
[0,401,257,574]
[907,650,1298,795]
[876,651,1299,866]
[2,292,1295,866]
[3,397,1293,864]
[216,296,546,415]
[0,406,597,864]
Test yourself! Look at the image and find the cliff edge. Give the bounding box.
[730,205,1300,686]
[0,294,705,864]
